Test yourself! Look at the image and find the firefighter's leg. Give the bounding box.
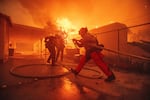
[60,49,64,61]
[91,52,113,76]
[51,48,56,66]
[56,49,60,62]
[76,55,87,72]
[71,55,88,75]
[91,52,115,82]
[47,48,51,63]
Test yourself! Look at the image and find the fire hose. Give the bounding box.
[72,39,150,61]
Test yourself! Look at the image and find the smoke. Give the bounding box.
[18,0,150,28]
[17,0,95,28]
[0,0,38,27]
[1,0,149,29]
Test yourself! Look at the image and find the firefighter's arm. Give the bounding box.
[72,39,83,47]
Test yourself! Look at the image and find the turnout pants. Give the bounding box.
[47,47,56,65]
[75,51,112,76]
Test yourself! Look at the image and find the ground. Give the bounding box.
[0,55,150,100]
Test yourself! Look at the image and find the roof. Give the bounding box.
[90,22,128,34]
[0,13,12,26]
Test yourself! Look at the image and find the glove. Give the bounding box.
[72,39,77,42]
[99,44,104,47]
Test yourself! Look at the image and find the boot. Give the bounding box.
[71,68,79,75]
[105,73,116,82]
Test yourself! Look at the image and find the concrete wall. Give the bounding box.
[90,22,127,51]
[0,13,11,63]
[9,24,45,55]
[90,22,150,73]
[90,22,149,58]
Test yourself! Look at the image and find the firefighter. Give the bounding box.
[71,27,116,82]
[55,34,65,62]
[45,35,56,66]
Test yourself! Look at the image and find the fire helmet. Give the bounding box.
[79,27,88,35]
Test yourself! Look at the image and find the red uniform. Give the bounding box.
[72,27,115,82]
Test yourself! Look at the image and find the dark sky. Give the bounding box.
[0,0,150,29]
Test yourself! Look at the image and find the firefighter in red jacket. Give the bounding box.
[71,27,116,82]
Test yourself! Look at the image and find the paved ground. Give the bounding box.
[0,55,150,100]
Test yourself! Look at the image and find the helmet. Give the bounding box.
[79,27,88,35]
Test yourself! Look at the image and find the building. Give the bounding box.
[90,22,150,72]
[9,24,46,55]
[0,13,12,63]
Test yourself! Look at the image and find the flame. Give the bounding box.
[56,18,74,32]
[56,18,80,48]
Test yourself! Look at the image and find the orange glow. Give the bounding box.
[60,77,80,99]
[56,18,76,32]
[2,0,149,55]
[56,18,80,48]
[63,78,72,91]
[63,78,75,92]
[1,0,149,28]
[62,67,68,72]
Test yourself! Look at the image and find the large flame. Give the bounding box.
[56,18,75,32]
[56,18,80,48]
